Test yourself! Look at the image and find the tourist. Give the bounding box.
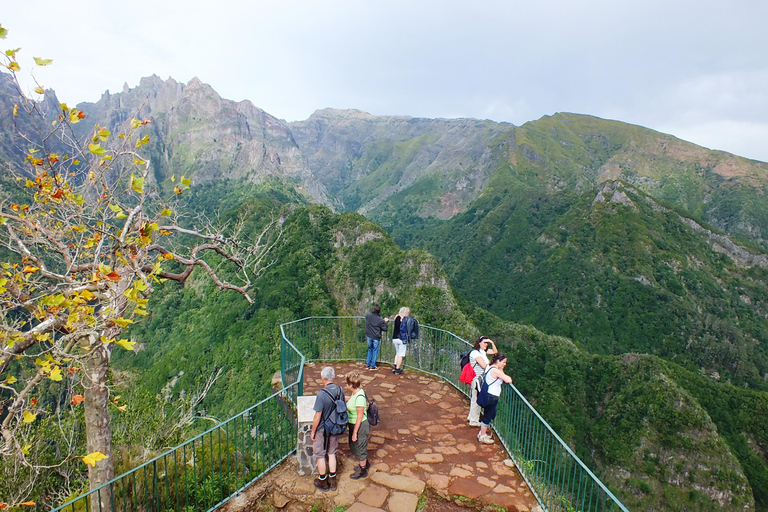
[364,304,388,370]
[391,307,409,374]
[397,307,419,371]
[467,336,497,426]
[311,366,345,491]
[345,371,370,479]
[477,353,513,444]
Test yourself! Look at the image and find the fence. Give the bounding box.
[51,337,305,512]
[281,316,629,512]
[52,317,628,512]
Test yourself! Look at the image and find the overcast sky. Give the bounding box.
[3,0,767,162]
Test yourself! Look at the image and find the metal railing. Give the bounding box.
[52,317,628,512]
[281,316,629,512]
[51,337,305,512]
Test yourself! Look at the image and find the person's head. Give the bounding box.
[473,336,490,351]
[345,371,362,390]
[490,352,508,367]
[372,304,381,315]
[399,306,410,317]
[321,366,336,383]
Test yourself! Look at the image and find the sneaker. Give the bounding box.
[468,421,482,427]
[478,434,495,445]
[369,366,378,371]
[394,368,404,375]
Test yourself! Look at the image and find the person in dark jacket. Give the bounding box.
[364,304,388,370]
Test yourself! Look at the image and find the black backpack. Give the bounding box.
[321,387,348,435]
[459,351,471,370]
[363,391,380,427]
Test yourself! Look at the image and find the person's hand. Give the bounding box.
[310,431,316,442]
[352,432,358,442]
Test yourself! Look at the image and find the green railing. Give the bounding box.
[281,316,629,512]
[50,338,305,512]
[51,316,628,512]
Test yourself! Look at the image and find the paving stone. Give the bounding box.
[358,484,389,507]
[426,425,448,434]
[433,446,459,455]
[493,484,516,494]
[481,492,526,510]
[415,453,444,463]
[476,461,488,469]
[427,474,451,490]
[370,436,385,444]
[403,394,420,404]
[456,443,477,453]
[375,449,388,458]
[345,503,385,512]
[477,476,496,488]
[272,491,290,508]
[418,464,435,473]
[397,429,411,435]
[371,472,426,494]
[449,467,472,478]
[448,478,487,499]
[388,491,420,512]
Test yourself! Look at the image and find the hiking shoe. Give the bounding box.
[394,368,404,375]
[314,476,330,491]
[351,465,369,480]
[478,434,495,445]
[328,474,337,491]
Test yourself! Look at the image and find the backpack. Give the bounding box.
[321,387,348,435]
[459,351,470,370]
[477,375,500,408]
[399,316,420,343]
[363,391,380,426]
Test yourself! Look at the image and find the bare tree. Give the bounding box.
[0,30,282,509]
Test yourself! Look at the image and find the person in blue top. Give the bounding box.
[364,304,389,370]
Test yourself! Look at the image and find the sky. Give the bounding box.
[3,0,768,162]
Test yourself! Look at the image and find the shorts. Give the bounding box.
[393,338,407,357]
[312,429,340,458]
[348,419,370,461]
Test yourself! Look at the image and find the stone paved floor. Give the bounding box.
[303,361,540,512]
[220,361,540,512]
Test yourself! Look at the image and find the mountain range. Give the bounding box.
[2,71,768,511]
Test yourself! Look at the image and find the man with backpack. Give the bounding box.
[311,366,347,491]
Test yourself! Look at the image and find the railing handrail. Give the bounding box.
[50,316,628,512]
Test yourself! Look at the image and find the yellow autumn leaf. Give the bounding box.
[34,86,45,95]
[115,404,128,412]
[22,410,36,423]
[130,118,141,129]
[131,174,144,194]
[3,375,17,385]
[114,317,134,328]
[115,339,136,351]
[21,444,31,455]
[48,366,63,381]
[13,104,18,116]
[82,451,108,466]
[160,208,173,216]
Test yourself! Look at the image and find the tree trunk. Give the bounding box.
[83,344,114,511]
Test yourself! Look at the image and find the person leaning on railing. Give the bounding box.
[467,336,497,427]
[477,352,513,445]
